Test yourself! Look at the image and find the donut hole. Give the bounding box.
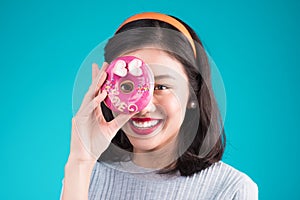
[120,80,134,94]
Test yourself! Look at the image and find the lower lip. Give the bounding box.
[129,119,163,135]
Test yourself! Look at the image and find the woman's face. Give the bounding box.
[114,48,190,154]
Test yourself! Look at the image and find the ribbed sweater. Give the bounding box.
[84,160,258,200]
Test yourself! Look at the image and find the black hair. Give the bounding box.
[98,15,226,176]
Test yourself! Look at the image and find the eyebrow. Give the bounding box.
[154,75,176,80]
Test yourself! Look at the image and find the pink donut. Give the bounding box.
[101,56,154,114]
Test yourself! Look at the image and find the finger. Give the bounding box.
[107,112,136,136]
[91,62,109,92]
[78,62,109,114]
[99,62,109,74]
[87,62,108,98]
[80,90,108,116]
[94,89,108,120]
[92,62,109,97]
[92,62,109,84]
[92,63,100,82]
[94,90,107,106]
[93,72,107,97]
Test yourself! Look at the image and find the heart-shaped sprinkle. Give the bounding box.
[128,58,143,76]
[113,60,127,77]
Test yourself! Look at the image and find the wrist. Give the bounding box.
[65,158,96,171]
[62,159,95,200]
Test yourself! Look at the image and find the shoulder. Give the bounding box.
[192,161,258,199]
[210,161,257,185]
[221,162,258,199]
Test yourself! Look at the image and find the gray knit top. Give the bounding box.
[86,160,258,200]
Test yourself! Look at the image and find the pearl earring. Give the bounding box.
[189,101,197,109]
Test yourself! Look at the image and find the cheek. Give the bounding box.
[157,93,185,117]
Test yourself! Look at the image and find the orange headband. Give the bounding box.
[116,12,196,58]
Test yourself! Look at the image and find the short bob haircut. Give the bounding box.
[98,15,226,177]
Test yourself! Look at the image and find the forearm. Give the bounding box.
[61,160,96,200]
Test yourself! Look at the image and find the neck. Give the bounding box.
[132,138,178,169]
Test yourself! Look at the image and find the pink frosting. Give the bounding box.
[101,56,154,114]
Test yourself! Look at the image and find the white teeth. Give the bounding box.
[132,120,159,128]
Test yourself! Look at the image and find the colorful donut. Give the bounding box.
[101,56,154,114]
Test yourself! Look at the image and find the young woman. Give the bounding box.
[61,12,258,200]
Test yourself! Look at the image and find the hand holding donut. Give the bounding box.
[68,62,135,163]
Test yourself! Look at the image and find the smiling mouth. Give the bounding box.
[129,118,163,135]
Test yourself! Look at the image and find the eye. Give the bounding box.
[120,80,134,94]
[154,84,168,90]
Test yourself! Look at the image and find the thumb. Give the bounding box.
[107,113,136,136]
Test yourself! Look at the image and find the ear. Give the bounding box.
[92,63,100,81]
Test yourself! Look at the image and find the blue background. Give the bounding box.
[1,0,299,199]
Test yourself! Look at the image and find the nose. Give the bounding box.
[138,99,156,115]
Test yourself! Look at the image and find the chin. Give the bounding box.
[127,137,159,152]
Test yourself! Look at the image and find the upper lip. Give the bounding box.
[131,118,160,122]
